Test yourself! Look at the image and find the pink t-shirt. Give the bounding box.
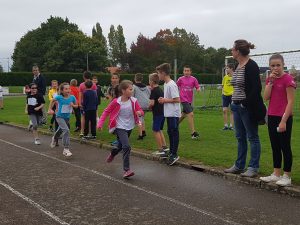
[79,82,97,103]
[266,73,296,116]
[176,75,200,103]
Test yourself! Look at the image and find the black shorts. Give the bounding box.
[222,95,232,108]
[181,102,193,114]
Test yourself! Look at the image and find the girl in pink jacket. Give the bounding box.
[97,80,144,178]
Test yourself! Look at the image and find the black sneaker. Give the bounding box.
[228,126,234,131]
[191,132,200,139]
[222,126,229,130]
[168,156,180,166]
[142,131,146,137]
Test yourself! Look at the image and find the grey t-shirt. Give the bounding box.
[163,80,181,117]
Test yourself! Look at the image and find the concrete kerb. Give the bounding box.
[3,122,300,198]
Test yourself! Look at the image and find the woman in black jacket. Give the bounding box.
[224,39,266,177]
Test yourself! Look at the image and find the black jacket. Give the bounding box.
[242,59,266,124]
[33,74,46,96]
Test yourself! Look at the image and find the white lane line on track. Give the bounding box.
[0,138,242,225]
[0,180,70,225]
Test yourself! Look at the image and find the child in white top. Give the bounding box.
[156,63,181,166]
[97,80,144,178]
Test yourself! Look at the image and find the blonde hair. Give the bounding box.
[70,79,77,86]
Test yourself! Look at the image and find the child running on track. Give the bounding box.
[25,83,45,145]
[260,54,296,186]
[97,80,144,178]
[48,82,77,157]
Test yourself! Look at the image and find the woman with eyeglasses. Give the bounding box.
[25,83,45,145]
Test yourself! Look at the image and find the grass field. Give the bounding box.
[1,89,300,184]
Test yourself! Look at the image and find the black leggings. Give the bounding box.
[267,115,293,172]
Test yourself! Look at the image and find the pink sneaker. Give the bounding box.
[106,153,115,163]
[123,170,135,178]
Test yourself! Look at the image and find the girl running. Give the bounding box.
[25,83,45,145]
[97,80,144,178]
[48,82,77,157]
[260,54,296,186]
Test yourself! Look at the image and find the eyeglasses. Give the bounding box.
[31,87,37,89]
[270,64,282,67]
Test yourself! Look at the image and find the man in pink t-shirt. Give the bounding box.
[176,65,200,139]
[78,71,97,136]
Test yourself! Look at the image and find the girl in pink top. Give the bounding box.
[260,54,296,187]
[97,80,144,178]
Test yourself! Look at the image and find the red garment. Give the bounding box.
[70,86,80,103]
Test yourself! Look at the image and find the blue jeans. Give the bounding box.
[167,117,179,157]
[231,103,261,171]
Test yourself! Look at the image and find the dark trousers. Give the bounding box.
[268,115,293,172]
[74,107,81,128]
[112,129,132,171]
[84,110,96,136]
[167,117,179,157]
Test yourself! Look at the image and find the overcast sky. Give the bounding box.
[1,0,300,71]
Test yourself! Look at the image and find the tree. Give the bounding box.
[11,16,80,72]
[108,25,127,68]
[44,32,108,72]
[0,64,3,73]
[128,34,161,72]
[92,22,107,53]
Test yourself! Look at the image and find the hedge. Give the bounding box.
[0,72,222,86]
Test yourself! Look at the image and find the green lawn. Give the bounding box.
[1,92,300,184]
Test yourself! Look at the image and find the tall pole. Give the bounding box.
[7,58,9,72]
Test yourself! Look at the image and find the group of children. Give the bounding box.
[25,63,200,178]
[24,53,296,184]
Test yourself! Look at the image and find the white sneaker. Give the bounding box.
[34,139,41,145]
[50,136,56,148]
[276,174,292,187]
[63,148,72,157]
[260,173,280,183]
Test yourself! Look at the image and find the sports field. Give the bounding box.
[1,88,300,183]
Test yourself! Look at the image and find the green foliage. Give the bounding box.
[0,72,221,86]
[0,64,3,73]
[44,32,108,72]
[11,17,231,75]
[11,16,108,73]
[92,22,108,54]
[128,28,229,74]
[12,16,80,72]
[108,25,127,68]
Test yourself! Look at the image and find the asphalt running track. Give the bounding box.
[0,125,300,225]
